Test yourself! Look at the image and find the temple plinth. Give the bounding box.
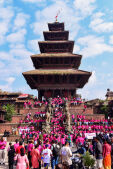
[23,22,92,99]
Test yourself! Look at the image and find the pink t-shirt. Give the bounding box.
[0,141,6,149]
[38,145,43,153]
[28,143,34,152]
[14,143,19,151]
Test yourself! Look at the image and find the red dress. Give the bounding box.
[31,148,41,168]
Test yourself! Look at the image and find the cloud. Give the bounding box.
[21,0,45,3]
[74,0,96,17]
[73,44,80,54]
[88,71,96,86]
[0,6,14,45]
[28,39,40,52]
[0,0,12,5]
[109,35,113,44]
[0,44,33,80]
[0,35,5,45]
[7,29,27,44]
[90,12,113,33]
[78,71,106,100]
[77,35,113,58]
[78,71,97,99]
[6,77,15,84]
[0,77,15,92]
[13,13,30,31]
[32,1,81,40]
[0,52,11,60]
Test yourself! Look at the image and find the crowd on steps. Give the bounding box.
[1,96,113,169]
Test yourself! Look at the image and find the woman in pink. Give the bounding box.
[15,147,29,169]
[31,144,41,169]
[27,140,34,168]
[14,139,19,152]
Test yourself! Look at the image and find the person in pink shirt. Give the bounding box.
[27,140,34,168]
[0,137,7,165]
[14,139,19,152]
[61,136,65,146]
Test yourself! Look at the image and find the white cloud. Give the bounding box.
[6,77,15,84]
[0,22,9,35]
[0,6,14,45]
[21,0,45,2]
[78,71,97,99]
[109,35,113,44]
[0,52,11,60]
[74,0,96,17]
[0,44,33,80]
[0,77,15,92]
[32,1,81,39]
[90,12,113,33]
[0,61,5,68]
[0,6,14,20]
[13,13,30,31]
[28,39,39,52]
[0,35,5,45]
[7,29,27,44]
[88,71,96,86]
[0,0,12,5]
[77,35,113,58]
[78,71,106,100]
[73,44,80,54]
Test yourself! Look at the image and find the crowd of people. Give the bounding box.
[0,134,113,169]
[23,97,84,109]
[1,96,113,169]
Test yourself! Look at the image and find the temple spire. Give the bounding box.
[55,9,62,22]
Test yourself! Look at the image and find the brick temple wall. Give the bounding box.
[0,123,29,134]
[69,107,93,115]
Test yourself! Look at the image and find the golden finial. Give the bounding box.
[55,9,62,22]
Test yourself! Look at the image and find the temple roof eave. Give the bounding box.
[43,31,69,33]
[23,76,91,90]
[38,40,74,44]
[31,53,82,58]
[22,69,92,75]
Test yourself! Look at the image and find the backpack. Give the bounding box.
[52,144,60,157]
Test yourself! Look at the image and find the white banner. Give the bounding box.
[85,133,96,139]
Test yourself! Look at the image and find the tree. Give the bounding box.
[100,104,109,118]
[3,104,16,122]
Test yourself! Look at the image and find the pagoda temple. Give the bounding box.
[23,22,92,99]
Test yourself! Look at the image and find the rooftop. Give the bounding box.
[38,40,74,43]
[23,69,91,75]
[31,53,82,58]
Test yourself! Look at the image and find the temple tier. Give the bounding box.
[23,22,92,99]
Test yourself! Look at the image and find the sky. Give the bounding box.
[0,0,113,100]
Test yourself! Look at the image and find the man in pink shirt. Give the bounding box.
[0,137,7,165]
[14,139,19,152]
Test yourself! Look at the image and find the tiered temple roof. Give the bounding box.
[23,21,92,99]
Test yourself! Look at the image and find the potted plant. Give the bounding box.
[83,152,95,169]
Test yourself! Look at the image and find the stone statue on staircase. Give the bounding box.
[46,111,51,124]
[65,101,71,132]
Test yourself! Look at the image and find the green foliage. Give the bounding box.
[100,104,109,118]
[3,104,16,122]
[83,151,95,168]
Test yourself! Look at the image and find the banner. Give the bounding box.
[85,133,96,139]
